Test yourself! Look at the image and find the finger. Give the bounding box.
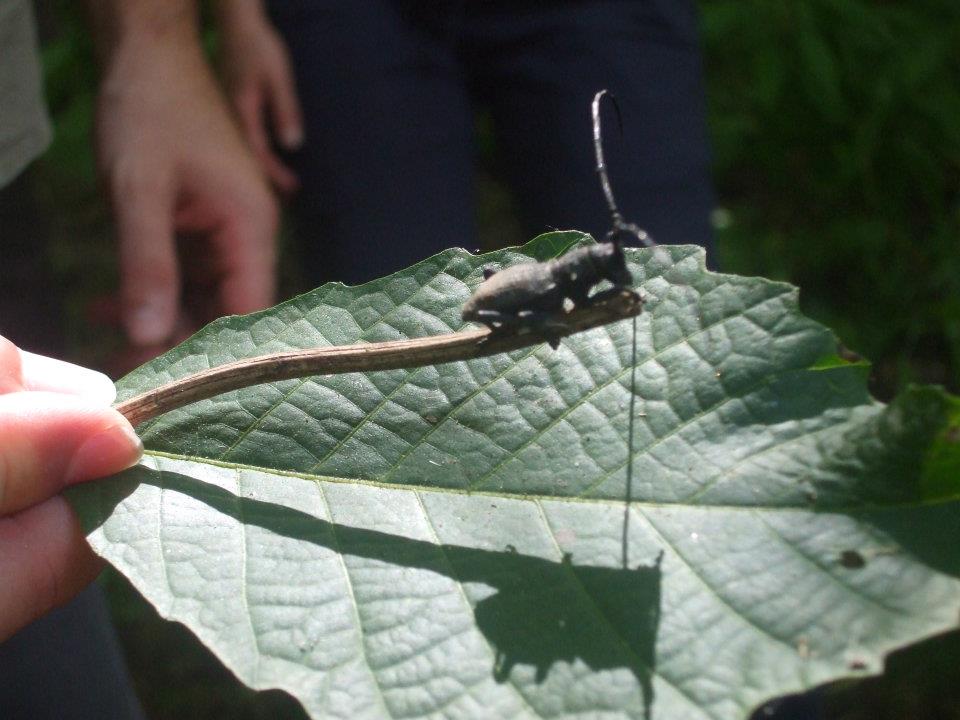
[0,392,142,516]
[234,85,271,158]
[19,350,117,405]
[112,171,180,345]
[204,176,278,316]
[0,496,103,642]
[234,86,298,193]
[267,53,304,150]
[262,149,300,194]
[212,215,278,316]
[0,336,24,394]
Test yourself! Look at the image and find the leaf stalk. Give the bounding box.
[116,290,643,427]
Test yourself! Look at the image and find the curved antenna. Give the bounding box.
[592,90,655,247]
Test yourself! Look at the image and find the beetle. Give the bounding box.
[460,239,633,333]
[461,90,649,344]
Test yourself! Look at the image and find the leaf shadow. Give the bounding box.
[859,500,960,579]
[92,470,664,718]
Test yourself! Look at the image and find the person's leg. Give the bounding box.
[464,0,716,261]
[0,584,145,720]
[268,1,477,286]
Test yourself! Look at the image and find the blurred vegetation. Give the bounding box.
[12,0,959,718]
[701,0,960,397]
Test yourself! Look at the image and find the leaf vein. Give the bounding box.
[636,505,803,654]
[377,345,547,485]
[234,468,264,683]
[313,482,394,718]
[470,288,796,493]
[411,492,541,717]
[220,378,314,461]
[754,513,909,616]
[535,501,713,718]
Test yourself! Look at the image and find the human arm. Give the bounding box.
[0,337,143,641]
[85,0,279,347]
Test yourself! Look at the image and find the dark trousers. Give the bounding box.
[269,0,716,285]
[0,584,145,720]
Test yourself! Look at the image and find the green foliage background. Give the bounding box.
[18,0,959,718]
[701,0,960,397]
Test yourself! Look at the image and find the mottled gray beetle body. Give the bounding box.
[462,89,647,338]
[461,241,632,329]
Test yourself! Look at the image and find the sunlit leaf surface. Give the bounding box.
[70,233,960,720]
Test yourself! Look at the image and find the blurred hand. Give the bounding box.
[94,20,278,347]
[0,336,143,641]
[216,0,304,193]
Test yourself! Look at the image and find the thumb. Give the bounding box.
[112,176,180,346]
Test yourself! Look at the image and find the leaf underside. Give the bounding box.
[69,232,960,720]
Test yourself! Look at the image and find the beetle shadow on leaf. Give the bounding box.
[86,469,663,719]
[469,550,662,712]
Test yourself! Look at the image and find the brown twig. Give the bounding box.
[115,291,643,427]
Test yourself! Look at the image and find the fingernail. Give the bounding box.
[128,301,169,345]
[282,126,304,149]
[66,422,143,485]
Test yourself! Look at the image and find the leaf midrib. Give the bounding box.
[139,450,955,514]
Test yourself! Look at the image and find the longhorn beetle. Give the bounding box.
[461,90,651,344]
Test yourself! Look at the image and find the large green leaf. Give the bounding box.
[69,232,960,720]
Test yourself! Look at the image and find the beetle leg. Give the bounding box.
[469,309,517,330]
[471,309,568,350]
[587,286,637,305]
[515,310,568,331]
[514,310,569,350]
[567,287,591,309]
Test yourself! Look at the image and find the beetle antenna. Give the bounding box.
[592,90,655,248]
